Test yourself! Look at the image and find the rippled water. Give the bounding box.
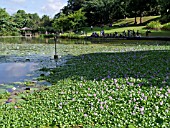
[0,62,38,84]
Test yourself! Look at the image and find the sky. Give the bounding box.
[0,0,68,18]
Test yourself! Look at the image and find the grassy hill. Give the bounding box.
[78,16,170,37]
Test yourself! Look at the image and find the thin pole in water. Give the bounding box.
[54,34,58,59]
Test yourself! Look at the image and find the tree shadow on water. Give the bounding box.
[47,50,170,88]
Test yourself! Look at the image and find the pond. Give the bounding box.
[0,37,170,94]
[0,62,38,84]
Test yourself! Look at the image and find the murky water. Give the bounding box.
[0,62,38,84]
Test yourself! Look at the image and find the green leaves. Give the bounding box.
[53,9,86,32]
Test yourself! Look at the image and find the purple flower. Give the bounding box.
[140,106,144,112]
[107,75,111,78]
[114,79,118,84]
[100,102,104,105]
[88,94,91,96]
[100,106,104,110]
[84,114,88,117]
[132,112,136,115]
[160,101,163,105]
[141,93,144,97]
[109,96,113,100]
[141,111,144,115]
[168,89,170,94]
[94,94,97,97]
[94,112,97,116]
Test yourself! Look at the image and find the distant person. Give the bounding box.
[115,32,118,37]
[146,30,151,36]
[132,30,136,37]
[122,30,126,37]
[136,30,141,37]
[91,26,93,30]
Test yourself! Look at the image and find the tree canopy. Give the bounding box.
[0,0,169,36]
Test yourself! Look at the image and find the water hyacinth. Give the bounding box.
[0,39,170,127]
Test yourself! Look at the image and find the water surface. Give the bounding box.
[0,62,38,84]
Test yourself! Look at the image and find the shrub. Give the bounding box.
[11,32,21,36]
[162,23,170,31]
[43,34,55,38]
[146,21,162,30]
[59,33,85,39]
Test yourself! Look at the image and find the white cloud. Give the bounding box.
[41,0,67,17]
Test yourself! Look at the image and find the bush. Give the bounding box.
[43,34,55,38]
[11,32,21,36]
[162,23,170,31]
[146,21,162,30]
[59,33,85,39]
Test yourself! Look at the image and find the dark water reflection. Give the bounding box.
[0,62,38,84]
[0,37,170,46]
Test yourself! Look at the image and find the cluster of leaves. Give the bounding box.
[146,21,162,30]
[162,23,170,31]
[59,32,85,39]
[53,9,86,32]
[0,42,170,127]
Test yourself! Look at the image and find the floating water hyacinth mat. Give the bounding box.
[0,50,170,127]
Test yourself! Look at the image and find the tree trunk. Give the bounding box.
[134,16,137,25]
[134,12,137,25]
[140,16,142,24]
[140,13,143,24]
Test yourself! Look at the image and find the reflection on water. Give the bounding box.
[0,62,38,84]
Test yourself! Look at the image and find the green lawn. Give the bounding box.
[75,16,170,37]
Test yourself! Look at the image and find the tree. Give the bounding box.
[12,10,30,28]
[128,0,159,24]
[158,0,170,23]
[0,8,19,36]
[53,9,86,32]
[27,13,40,29]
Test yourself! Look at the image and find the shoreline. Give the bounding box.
[1,35,170,41]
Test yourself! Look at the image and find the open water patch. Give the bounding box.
[0,62,38,84]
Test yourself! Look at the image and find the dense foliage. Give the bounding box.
[146,21,162,30]
[162,23,170,30]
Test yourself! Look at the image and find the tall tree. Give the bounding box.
[27,13,40,29]
[53,9,86,32]
[0,8,19,36]
[12,10,29,28]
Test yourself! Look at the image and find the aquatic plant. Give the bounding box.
[0,38,170,127]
